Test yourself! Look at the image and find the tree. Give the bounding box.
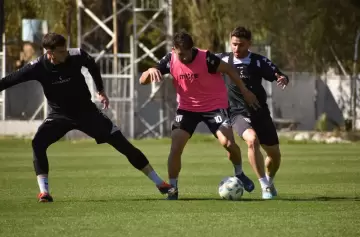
[4,0,360,73]
[232,0,360,72]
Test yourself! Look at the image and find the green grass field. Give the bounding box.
[0,136,359,237]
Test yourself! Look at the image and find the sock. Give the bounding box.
[266,174,274,185]
[169,178,178,188]
[37,176,49,193]
[234,164,243,176]
[147,171,164,186]
[259,177,270,189]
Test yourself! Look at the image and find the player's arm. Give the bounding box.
[139,52,171,85]
[80,49,109,109]
[260,56,289,89]
[0,63,37,92]
[80,49,105,94]
[207,51,260,109]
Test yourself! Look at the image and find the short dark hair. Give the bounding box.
[172,30,194,50]
[42,33,66,50]
[230,26,252,41]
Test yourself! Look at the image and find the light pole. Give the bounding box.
[352,28,360,130]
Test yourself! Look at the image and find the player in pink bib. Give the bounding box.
[140,31,260,200]
[169,47,228,112]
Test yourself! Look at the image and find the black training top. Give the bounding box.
[0,48,103,116]
[216,52,289,117]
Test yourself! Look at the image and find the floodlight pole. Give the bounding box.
[352,28,360,130]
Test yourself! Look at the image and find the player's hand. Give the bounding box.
[148,68,162,82]
[276,73,288,89]
[243,90,261,110]
[97,91,109,109]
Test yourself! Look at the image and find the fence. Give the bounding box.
[0,53,357,137]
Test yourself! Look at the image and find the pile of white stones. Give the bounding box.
[280,131,352,144]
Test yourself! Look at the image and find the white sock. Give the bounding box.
[169,178,178,188]
[259,177,270,189]
[147,171,164,186]
[37,176,49,193]
[266,175,274,185]
[234,164,243,176]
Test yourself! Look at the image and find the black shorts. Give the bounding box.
[250,109,279,146]
[34,108,119,144]
[171,108,230,137]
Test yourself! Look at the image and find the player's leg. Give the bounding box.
[263,144,280,196]
[203,109,255,193]
[167,109,200,200]
[32,116,75,202]
[252,113,280,197]
[232,115,272,199]
[107,130,174,194]
[78,109,174,195]
[256,115,281,196]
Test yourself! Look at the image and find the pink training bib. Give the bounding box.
[170,48,228,112]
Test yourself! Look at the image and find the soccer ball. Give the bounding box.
[218,176,244,200]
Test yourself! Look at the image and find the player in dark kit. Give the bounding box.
[217,26,289,199]
[0,33,174,202]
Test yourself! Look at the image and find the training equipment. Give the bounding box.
[218,176,244,200]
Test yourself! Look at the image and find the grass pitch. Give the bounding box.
[0,136,359,237]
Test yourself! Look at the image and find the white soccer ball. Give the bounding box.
[218,176,244,200]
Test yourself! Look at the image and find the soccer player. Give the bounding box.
[217,26,289,199]
[0,33,174,202]
[139,30,260,200]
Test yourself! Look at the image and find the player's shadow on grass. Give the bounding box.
[130,196,360,202]
[56,196,360,203]
[278,196,360,202]
[126,197,265,201]
[176,197,264,201]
